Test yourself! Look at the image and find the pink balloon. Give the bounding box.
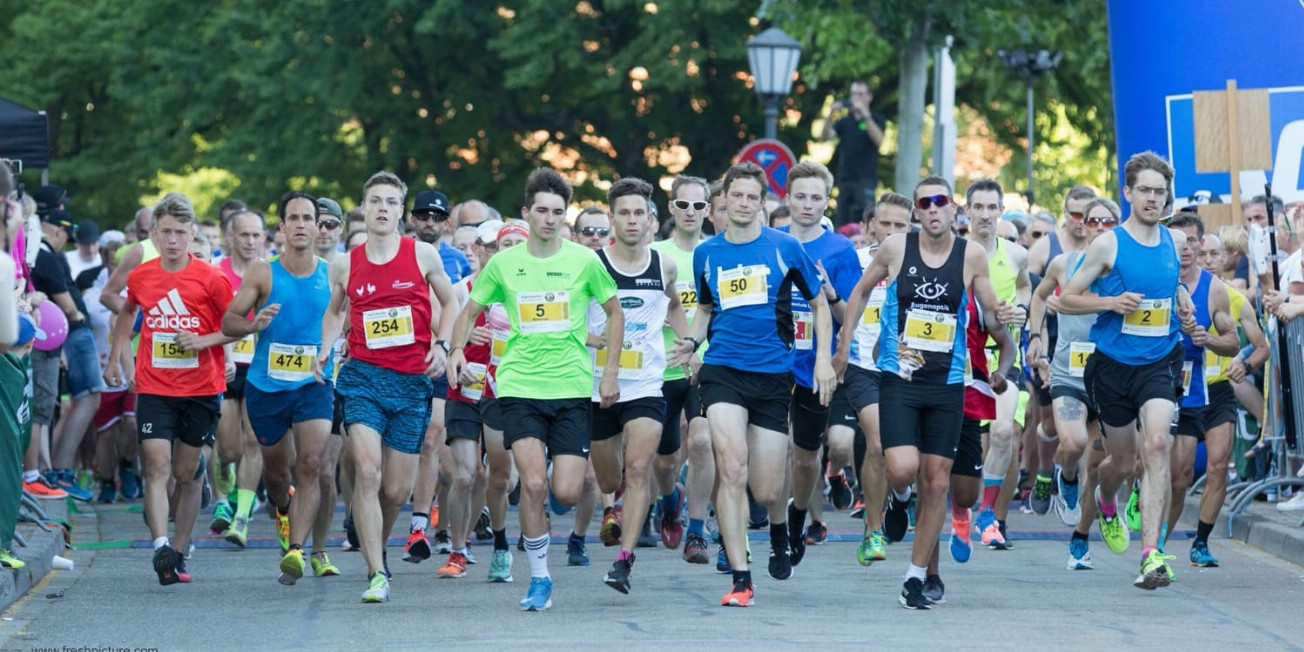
[33,301,68,351]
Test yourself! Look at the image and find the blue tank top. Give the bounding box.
[247,258,334,392]
[1089,226,1180,365]
[877,233,968,384]
[1179,268,1212,408]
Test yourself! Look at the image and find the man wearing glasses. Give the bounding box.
[574,207,613,250]
[836,175,1015,609]
[410,190,471,283]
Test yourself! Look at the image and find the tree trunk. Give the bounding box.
[894,23,930,193]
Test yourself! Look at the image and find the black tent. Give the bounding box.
[0,96,49,173]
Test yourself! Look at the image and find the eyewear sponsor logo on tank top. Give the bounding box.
[911,273,950,304]
[145,289,201,330]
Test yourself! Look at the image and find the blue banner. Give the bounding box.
[1107,0,1304,203]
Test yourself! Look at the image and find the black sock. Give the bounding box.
[733,569,752,585]
[289,543,303,551]
[770,522,789,553]
[788,503,808,533]
[569,530,583,541]
[1196,520,1214,544]
[493,528,508,551]
[1071,530,1089,542]
[1060,468,1079,485]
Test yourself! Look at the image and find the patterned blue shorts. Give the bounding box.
[336,358,435,454]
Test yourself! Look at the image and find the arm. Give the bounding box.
[445,298,488,388]
[48,291,83,323]
[819,108,840,142]
[986,312,1016,395]
[1026,255,1064,365]
[100,244,143,314]
[315,256,350,382]
[1238,298,1270,369]
[812,260,846,325]
[597,296,625,408]
[834,241,895,372]
[662,256,690,339]
[1199,280,1240,357]
[221,261,277,338]
[1059,233,1137,315]
[808,292,836,405]
[862,112,885,149]
[103,300,140,390]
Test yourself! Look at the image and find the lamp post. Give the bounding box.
[747,27,802,141]
[997,49,1062,206]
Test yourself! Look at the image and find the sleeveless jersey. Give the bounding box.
[985,237,1022,370]
[650,238,706,381]
[850,271,891,372]
[588,249,668,402]
[345,237,433,375]
[877,233,969,384]
[217,256,257,365]
[448,276,494,404]
[1178,268,1213,408]
[1051,251,1096,392]
[247,258,333,393]
[963,295,996,420]
[1040,231,1064,345]
[1205,284,1246,385]
[1089,226,1180,365]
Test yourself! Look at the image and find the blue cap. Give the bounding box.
[15,313,36,346]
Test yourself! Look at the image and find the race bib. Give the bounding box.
[490,325,509,366]
[861,286,886,327]
[152,332,198,369]
[517,291,569,333]
[595,342,646,380]
[1182,359,1194,397]
[903,309,956,353]
[231,334,256,365]
[461,362,488,402]
[794,310,813,350]
[1069,341,1095,378]
[362,306,415,349]
[674,280,698,320]
[267,343,316,382]
[1204,348,1221,381]
[717,265,769,310]
[1122,297,1171,337]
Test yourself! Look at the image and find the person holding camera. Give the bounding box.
[820,80,887,228]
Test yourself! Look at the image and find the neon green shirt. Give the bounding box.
[650,237,706,381]
[471,239,617,399]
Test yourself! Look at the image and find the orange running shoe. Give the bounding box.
[23,477,67,499]
[437,551,468,578]
[721,578,754,607]
[599,506,622,547]
[403,529,431,563]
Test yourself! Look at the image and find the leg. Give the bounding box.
[312,435,344,553]
[1167,435,1198,538]
[378,445,422,546]
[446,437,480,550]
[141,439,174,540]
[288,421,330,548]
[347,424,386,576]
[708,404,751,571]
[52,393,102,471]
[858,404,886,536]
[411,398,446,532]
[685,417,714,523]
[616,419,664,554]
[170,441,204,554]
[1136,399,1176,551]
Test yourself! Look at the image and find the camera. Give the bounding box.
[0,158,21,176]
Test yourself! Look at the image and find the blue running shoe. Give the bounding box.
[974,506,997,534]
[1190,541,1219,567]
[119,466,142,500]
[1067,538,1094,570]
[949,509,972,563]
[715,544,732,574]
[520,576,554,611]
[50,471,92,502]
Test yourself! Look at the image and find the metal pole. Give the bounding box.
[1026,76,1035,206]
[764,97,779,141]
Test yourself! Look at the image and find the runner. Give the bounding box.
[309,196,344,577]
[649,176,710,563]
[318,171,459,603]
[668,162,832,607]
[1058,151,1198,590]
[103,193,234,585]
[588,177,690,594]
[447,167,622,612]
[222,191,337,585]
[835,175,1016,609]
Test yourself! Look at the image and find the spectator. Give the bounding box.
[819,80,887,227]
[455,199,500,228]
[345,207,365,240]
[65,220,101,278]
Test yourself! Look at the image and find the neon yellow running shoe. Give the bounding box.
[857,531,887,566]
[361,572,390,603]
[0,548,25,569]
[278,549,305,585]
[1095,488,1129,554]
[1124,481,1142,533]
[1134,549,1175,590]
[276,510,290,555]
[311,551,340,577]
[224,516,249,548]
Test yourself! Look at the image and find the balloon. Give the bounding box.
[33,301,68,351]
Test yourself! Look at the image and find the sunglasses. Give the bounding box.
[578,226,611,238]
[1000,235,1018,244]
[1030,231,1048,239]
[1084,217,1117,227]
[915,195,951,210]
[1066,210,1084,221]
[413,211,449,222]
[320,219,342,231]
[671,199,708,212]
[956,227,969,236]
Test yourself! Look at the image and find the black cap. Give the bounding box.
[317,197,343,219]
[412,190,450,216]
[33,184,69,217]
[76,220,100,245]
[42,209,77,238]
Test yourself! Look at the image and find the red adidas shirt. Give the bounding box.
[127,255,232,397]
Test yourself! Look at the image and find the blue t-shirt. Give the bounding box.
[438,241,472,283]
[778,227,861,388]
[693,227,823,375]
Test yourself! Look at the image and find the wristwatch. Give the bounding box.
[436,339,451,354]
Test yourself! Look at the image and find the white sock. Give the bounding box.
[23,469,39,483]
[524,534,550,579]
[451,546,467,556]
[892,486,912,503]
[906,563,927,581]
[411,514,429,532]
[153,537,170,550]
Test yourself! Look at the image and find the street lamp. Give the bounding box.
[998,49,1062,206]
[747,27,802,141]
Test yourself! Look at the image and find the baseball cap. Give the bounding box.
[475,219,505,244]
[42,209,77,238]
[317,197,343,219]
[413,190,450,216]
[33,185,69,217]
[76,220,100,245]
[497,222,529,244]
[98,229,126,249]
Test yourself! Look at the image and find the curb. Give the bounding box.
[1185,492,1304,567]
[0,498,70,613]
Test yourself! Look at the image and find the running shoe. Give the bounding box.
[1096,488,1130,554]
[1124,481,1142,533]
[209,502,234,534]
[1055,472,1082,527]
[489,550,513,583]
[899,577,930,610]
[1189,541,1220,567]
[361,572,390,603]
[949,508,972,563]
[715,544,732,574]
[49,470,92,502]
[200,475,212,510]
[311,551,340,577]
[0,549,25,570]
[1067,538,1094,570]
[153,545,180,586]
[276,509,290,555]
[922,574,945,605]
[519,576,553,611]
[659,483,685,549]
[990,521,1012,550]
[403,528,431,563]
[828,472,853,510]
[1134,550,1175,590]
[23,476,67,499]
[857,531,887,566]
[438,551,468,578]
[464,548,477,565]
[721,578,754,607]
[787,509,806,566]
[224,516,249,548]
[433,530,452,554]
[174,557,192,583]
[883,493,910,542]
[279,549,305,585]
[97,481,116,504]
[637,515,659,548]
[604,555,633,594]
[976,507,1003,546]
[1031,473,1053,515]
[804,520,828,546]
[683,532,709,564]
[768,549,792,581]
[343,513,360,552]
[566,533,590,567]
[474,508,493,541]
[849,494,866,520]
[599,506,622,547]
[214,461,236,495]
[119,466,142,500]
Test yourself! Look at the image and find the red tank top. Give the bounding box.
[963,296,996,421]
[346,237,432,375]
[217,256,257,365]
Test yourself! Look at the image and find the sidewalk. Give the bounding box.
[1187,488,1304,566]
[0,496,70,612]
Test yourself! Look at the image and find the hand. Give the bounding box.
[1111,291,1143,315]
[225,360,236,382]
[102,360,121,390]
[1045,294,1061,315]
[1033,358,1050,388]
[990,369,1008,395]
[813,361,837,407]
[1263,289,1285,314]
[1189,324,1209,346]
[598,374,620,409]
[586,333,606,349]
[687,353,703,383]
[831,349,848,383]
[175,331,203,352]
[1179,303,1197,334]
[27,291,46,308]
[469,325,492,346]
[313,349,331,384]
[814,261,838,302]
[1026,338,1043,366]
[1227,358,1247,384]
[1275,302,1301,323]
[668,338,696,368]
[446,348,468,388]
[995,301,1020,326]
[424,345,447,380]
[250,303,280,332]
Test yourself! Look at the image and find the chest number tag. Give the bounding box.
[362,306,415,349]
[231,334,256,365]
[1122,297,1171,337]
[517,291,570,333]
[268,343,316,382]
[1069,341,1095,378]
[152,332,198,369]
[903,309,956,353]
[718,265,769,310]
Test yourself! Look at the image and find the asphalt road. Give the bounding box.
[3,499,1303,651]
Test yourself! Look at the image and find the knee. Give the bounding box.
[519,475,548,503]
[793,448,820,471]
[353,466,381,494]
[751,483,780,506]
[264,466,292,492]
[380,483,409,508]
[625,459,652,485]
[687,431,712,460]
[715,458,746,488]
[886,462,915,488]
[451,465,475,493]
